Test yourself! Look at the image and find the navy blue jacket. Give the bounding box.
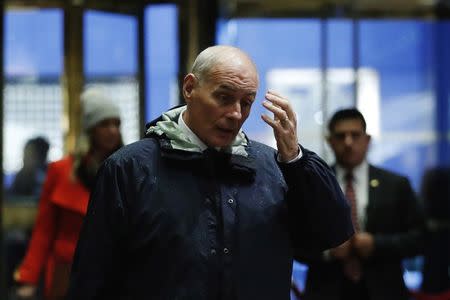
[67,127,353,299]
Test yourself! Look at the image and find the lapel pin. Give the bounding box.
[370,179,379,188]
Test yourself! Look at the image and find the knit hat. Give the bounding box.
[81,87,121,131]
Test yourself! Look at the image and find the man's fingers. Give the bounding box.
[262,101,288,123]
[264,91,296,122]
[265,92,289,110]
[266,90,288,105]
[261,114,278,129]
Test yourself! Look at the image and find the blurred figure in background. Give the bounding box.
[414,167,450,300]
[9,136,50,198]
[300,108,425,300]
[5,136,50,298]
[12,87,123,300]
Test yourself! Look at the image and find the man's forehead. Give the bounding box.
[216,84,257,94]
[334,119,364,129]
[212,57,258,77]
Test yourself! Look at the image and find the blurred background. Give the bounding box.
[0,0,449,299]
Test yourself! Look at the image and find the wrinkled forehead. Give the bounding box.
[207,57,258,88]
[212,65,257,85]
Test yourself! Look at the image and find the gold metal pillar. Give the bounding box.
[63,5,84,154]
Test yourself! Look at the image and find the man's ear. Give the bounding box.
[182,73,196,103]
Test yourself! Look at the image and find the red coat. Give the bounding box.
[14,156,90,297]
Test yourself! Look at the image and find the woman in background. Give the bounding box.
[13,87,123,300]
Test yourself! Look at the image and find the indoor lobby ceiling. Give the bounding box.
[221,0,449,17]
[4,0,450,18]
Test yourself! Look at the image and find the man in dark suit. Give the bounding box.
[300,108,425,300]
[418,167,450,298]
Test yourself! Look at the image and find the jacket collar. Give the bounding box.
[145,105,249,157]
[145,106,256,180]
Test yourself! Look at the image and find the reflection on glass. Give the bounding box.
[144,4,179,121]
[360,20,436,190]
[4,9,63,185]
[84,11,140,145]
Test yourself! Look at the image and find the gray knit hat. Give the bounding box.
[81,87,121,131]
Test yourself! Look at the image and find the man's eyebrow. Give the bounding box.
[216,84,237,92]
[216,84,256,97]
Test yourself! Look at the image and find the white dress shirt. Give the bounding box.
[335,161,369,231]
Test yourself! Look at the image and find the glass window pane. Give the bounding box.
[327,20,354,69]
[5,10,63,77]
[144,4,179,121]
[84,11,140,145]
[359,20,436,190]
[326,19,355,112]
[4,9,64,184]
[84,11,137,76]
[435,21,450,165]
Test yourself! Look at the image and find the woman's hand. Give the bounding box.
[15,284,37,299]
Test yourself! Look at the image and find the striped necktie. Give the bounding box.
[345,172,360,232]
[343,171,362,282]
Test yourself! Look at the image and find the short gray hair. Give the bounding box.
[190,45,257,83]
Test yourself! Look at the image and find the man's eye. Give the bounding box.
[241,100,252,109]
[334,133,345,140]
[351,132,363,139]
[332,132,363,140]
[219,94,232,102]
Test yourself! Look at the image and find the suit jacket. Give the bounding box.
[14,156,90,298]
[420,167,450,295]
[299,164,425,300]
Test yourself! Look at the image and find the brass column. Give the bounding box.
[63,5,84,154]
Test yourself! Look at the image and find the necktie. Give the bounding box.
[343,171,362,282]
[345,172,360,232]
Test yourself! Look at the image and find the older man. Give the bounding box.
[67,45,353,300]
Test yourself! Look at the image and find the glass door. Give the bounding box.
[3,8,64,298]
[84,10,140,144]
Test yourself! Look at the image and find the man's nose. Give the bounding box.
[227,102,242,120]
[344,133,353,145]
